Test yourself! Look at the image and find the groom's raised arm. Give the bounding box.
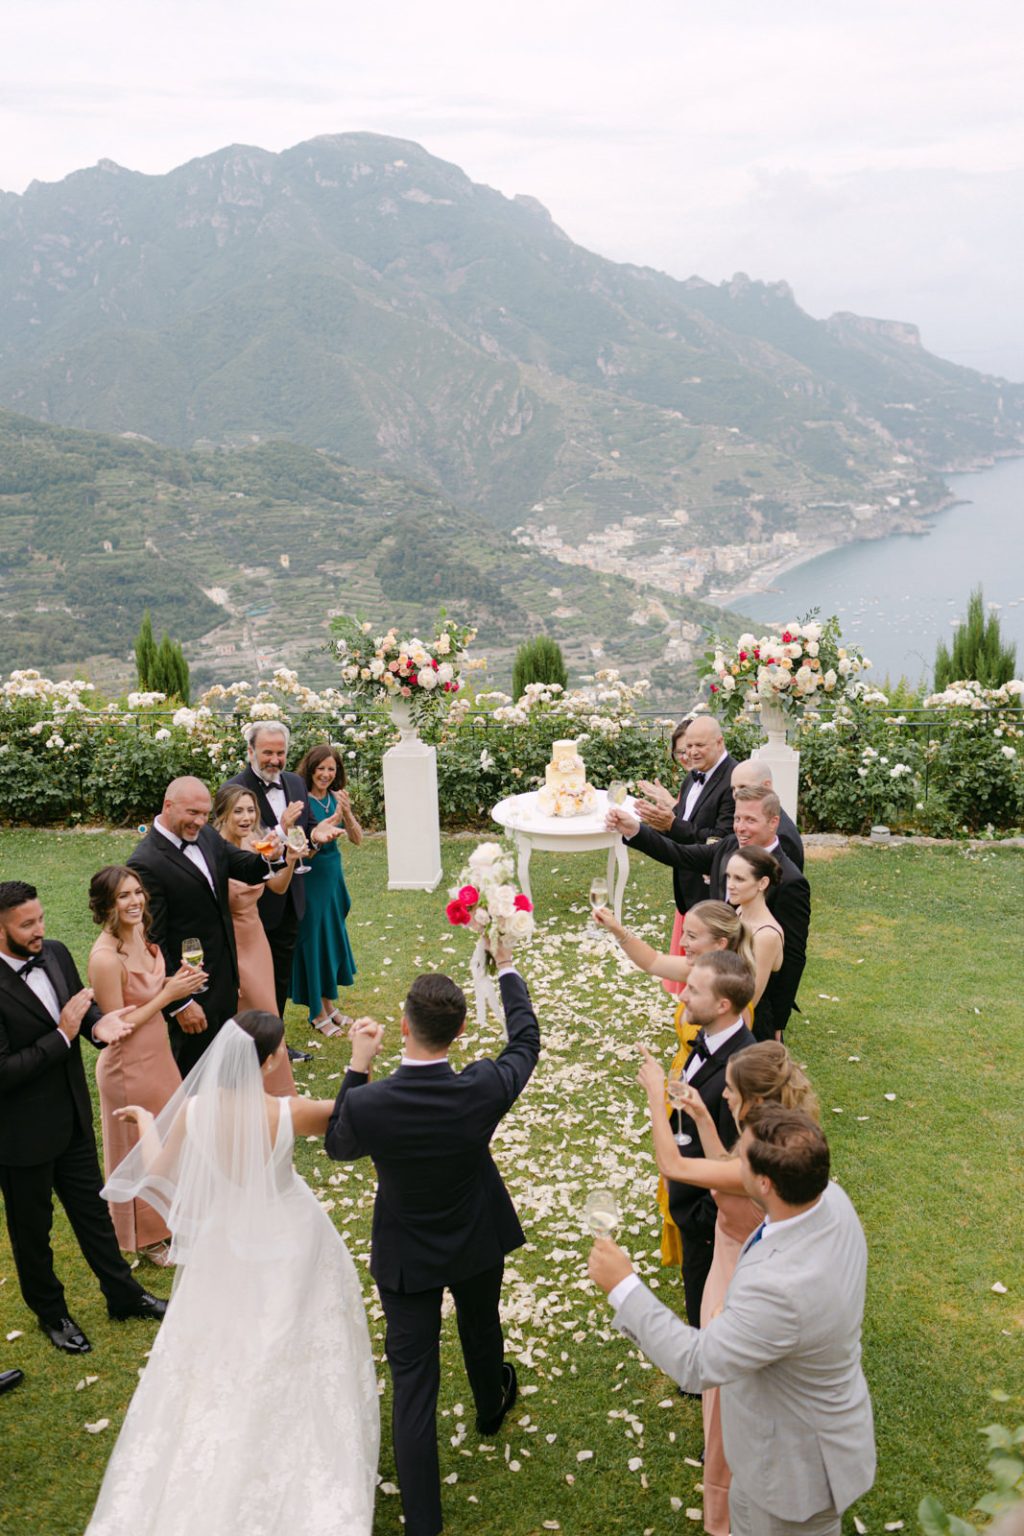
[324,1019,382,1161]
[492,967,540,1108]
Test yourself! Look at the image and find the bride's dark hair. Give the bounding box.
[232,1009,285,1066]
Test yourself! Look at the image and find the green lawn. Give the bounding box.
[1,830,1021,1536]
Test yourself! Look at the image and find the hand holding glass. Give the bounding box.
[286,825,312,874]
[666,1067,693,1147]
[607,780,628,806]
[181,937,208,994]
[583,1187,620,1238]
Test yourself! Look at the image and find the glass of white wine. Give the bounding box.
[588,876,608,929]
[286,825,312,874]
[666,1067,693,1147]
[583,1187,620,1239]
[181,937,207,994]
[607,780,628,806]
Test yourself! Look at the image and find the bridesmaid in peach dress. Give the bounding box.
[88,866,207,1266]
[212,783,300,1096]
[639,1041,820,1536]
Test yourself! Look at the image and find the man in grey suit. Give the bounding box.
[590,1106,875,1536]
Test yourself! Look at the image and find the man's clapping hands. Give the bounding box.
[58,988,133,1045]
[348,1016,386,1075]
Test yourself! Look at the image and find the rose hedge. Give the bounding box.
[1,670,1022,837]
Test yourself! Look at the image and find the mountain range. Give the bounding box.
[1,131,1022,695]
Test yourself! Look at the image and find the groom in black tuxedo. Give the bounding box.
[0,882,166,1353]
[326,943,540,1536]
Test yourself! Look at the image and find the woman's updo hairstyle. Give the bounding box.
[731,845,782,889]
[686,900,743,951]
[729,1042,819,1125]
[232,1009,285,1066]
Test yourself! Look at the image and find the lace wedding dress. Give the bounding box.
[86,1027,379,1536]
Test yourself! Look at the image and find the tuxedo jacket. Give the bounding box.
[128,825,268,1030]
[667,1022,755,1240]
[777,809,805,870]
[661,754,737,912]
[224,766,313,927]
[325,971,540,1294]
[0,941,105,1166]
[629,830,810,1035]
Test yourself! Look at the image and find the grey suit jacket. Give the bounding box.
[614,1182,875,1521]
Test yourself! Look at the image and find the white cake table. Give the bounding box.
[490,790,632,921]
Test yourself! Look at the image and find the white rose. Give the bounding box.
[368,657,385,678]
[436,662,454,685]
[468,842,504,871]
[805,641,819,658]
[417,669,438,691]
[722,674,736,693]
[154,728,171,742]
[342,665,359,683]
[837,658,852,677]
[489,885,516,918]
[45,734,64,749]
[801,623,822,643]
[738,633,756,650]
[435,633,451,655]
[1001,746,1017,759]
[823,669,837,690]
[507,908,534,940]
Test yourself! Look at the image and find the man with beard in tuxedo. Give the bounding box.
[224,722,345,1058]
[631,714,737,918]
[0,881,166,1355]
[609,785,809,1041]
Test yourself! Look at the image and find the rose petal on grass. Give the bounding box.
[884,1093,897,1102]
[576,1449,594,1462]
[84,1419,109,1433]
[854,1518,868,1534]
[5,1330,23,1341]
[991,1282,1008,1294]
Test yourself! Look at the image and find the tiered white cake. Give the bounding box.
[537,739,597,818]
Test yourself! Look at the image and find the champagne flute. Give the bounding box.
[583,1187,620,1239]
[286,825,311,874]
[588,876,608,929]
[250,823,279,864]
[607,780,628,806]
[181,937,207,994]
[666,1067,693,1147]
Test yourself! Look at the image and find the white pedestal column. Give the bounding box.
[751,701,800,822]
[382,704,443,891]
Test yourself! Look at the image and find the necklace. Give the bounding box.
[310,792,334,810]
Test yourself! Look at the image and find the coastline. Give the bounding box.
[706,496,965,612]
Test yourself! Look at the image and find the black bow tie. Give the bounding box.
[692,1030,710,1062]
[17,953,45,978]
[691,771,706,785]
[259,777,282,792]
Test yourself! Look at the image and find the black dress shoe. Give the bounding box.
[108,1290,168,1323]
[476,1362,518,1435]
[288,1046,313,1062]
[0,1368,25,1394]
[40,1316,91,1354]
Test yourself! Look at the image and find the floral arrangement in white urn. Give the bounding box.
[698,613,872,722]
[330,613,477,722]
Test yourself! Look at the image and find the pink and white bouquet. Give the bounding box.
[330,613,477,720]
[698,613,871,722]
[445,842,535,952]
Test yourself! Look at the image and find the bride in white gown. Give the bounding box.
[85,1011,379,1536]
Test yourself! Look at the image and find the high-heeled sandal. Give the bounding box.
[311,1014,345,1038]
[138,1241,174,1268]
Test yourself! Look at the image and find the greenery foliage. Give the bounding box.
[935,588,1018,692]
[1,667,1022,835]
[919,1401,1024,1536]
[512,637,569,699]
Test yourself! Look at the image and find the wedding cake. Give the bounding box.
[537,739,597,818]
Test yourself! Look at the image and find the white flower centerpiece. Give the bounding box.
[330,613,476,736]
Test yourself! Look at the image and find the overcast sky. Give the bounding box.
[4,0,1022,378]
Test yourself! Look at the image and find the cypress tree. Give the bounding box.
[512,636,569,699]
[934,587,1017,690]
[134,611,158,690]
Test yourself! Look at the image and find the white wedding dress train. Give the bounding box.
[86,1098,379,1535]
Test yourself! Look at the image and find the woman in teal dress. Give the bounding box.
[291,744,363,1036]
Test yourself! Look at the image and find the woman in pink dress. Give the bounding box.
[638,1041,820,1536]
[88,866,206,1266]
[212,783,300,1096]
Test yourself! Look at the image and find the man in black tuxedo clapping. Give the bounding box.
[325,941,540,1536]
[0,882,166,1354]
[632,714,736,917]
